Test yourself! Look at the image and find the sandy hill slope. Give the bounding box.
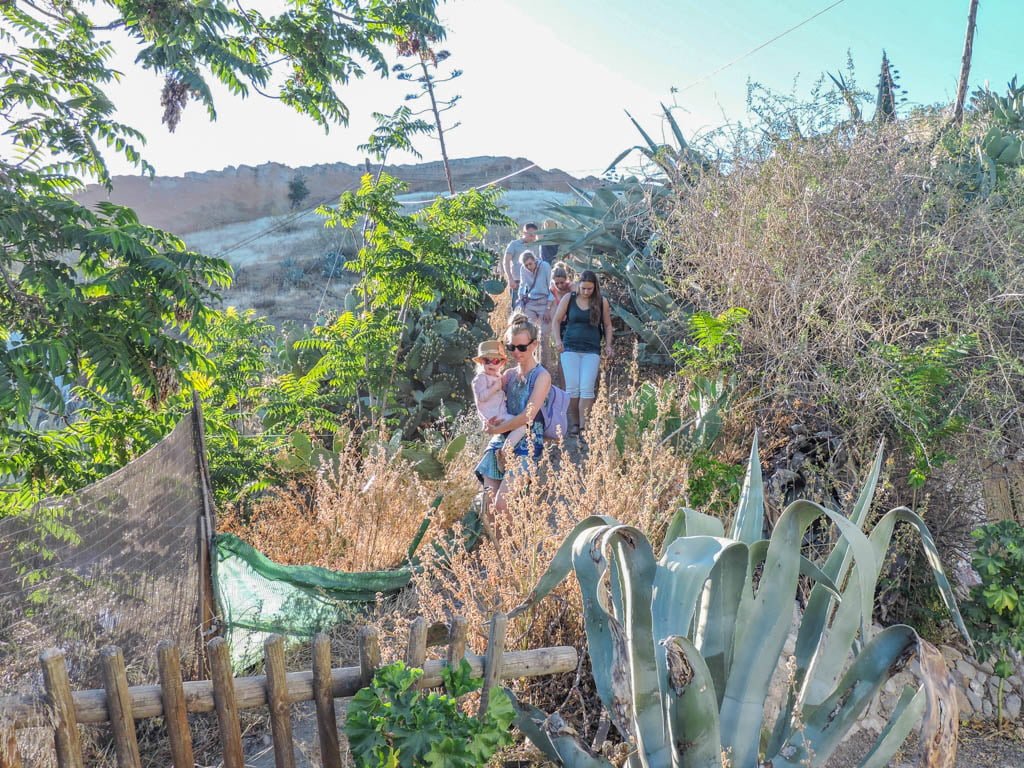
[77,157,598,235]
[84,158,596,327]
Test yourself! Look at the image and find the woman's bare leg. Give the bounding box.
[481,477,501,541]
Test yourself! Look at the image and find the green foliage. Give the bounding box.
[871,335,974,487]
[964,521,1024,677]
[672,307,749,376]
[287,174,310,210]
[359,105,434,164]
[1,0,446,515]
[509,441,971,768]
[307,174,508,432]
[345,660,515,768]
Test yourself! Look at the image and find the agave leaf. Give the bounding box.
[592,187,621,212]
[688,541,749,706]
[804,506,971,707]
[567,183,593,203]
[606,146,640,175]
[613,306,653,339]
[724,500,876,768]
[661,103,690,152]
[653,536,746,655]
[663,636,722,768]
[507,515,619,620]
[507,690,615,768]
[867,507,971,647]
[728,434,764,544]
[747,540,842,604]
[625,109,661,153]
[858,685,925,768]
[824,440,885,583]
[769,626,954,768]
[604,526,669,768]
[571,524,635,741]
[769,442,888,752]
[660,508,723,556]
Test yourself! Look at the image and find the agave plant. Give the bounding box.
[543,181,687,359]
[507,437,969,768]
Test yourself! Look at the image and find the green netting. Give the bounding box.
[212,533,414,669]
[212,496,484,670]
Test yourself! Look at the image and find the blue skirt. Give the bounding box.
[475,420,545,482]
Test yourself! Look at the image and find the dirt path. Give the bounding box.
[824,724,1024,767]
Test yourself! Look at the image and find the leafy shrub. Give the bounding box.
[345,660,514,768]
[964,520,1024,676]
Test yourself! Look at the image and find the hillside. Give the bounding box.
[75,158,595,326]
[76,156,598,235]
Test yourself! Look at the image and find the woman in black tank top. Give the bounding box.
[550,270,613,436]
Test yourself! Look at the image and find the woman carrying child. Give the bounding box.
[471,340,527,473]
[474,314,552,524]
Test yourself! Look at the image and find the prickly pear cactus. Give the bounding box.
[394,290,497,436]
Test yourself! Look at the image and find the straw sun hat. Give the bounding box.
[472,340,507,363]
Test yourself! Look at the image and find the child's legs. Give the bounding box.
[503,424,528,451]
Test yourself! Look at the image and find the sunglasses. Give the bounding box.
[482,357,504,366]
[506,342,533,353]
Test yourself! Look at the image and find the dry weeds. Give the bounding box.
[220,443,456,572]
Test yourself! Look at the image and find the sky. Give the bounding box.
[99,0,1024,180]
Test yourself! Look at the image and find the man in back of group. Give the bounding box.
[503,223,538,297]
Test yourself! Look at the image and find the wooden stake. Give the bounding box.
[405,618,428,687]
[446,616,468,670]
[312,635,342,768]
[358,627,380,689]
[0,727,21,768]
[477,613,508,720]
[156,642,194,768]
[263,635,296,768]
[953,0,981,124]
[39,650,83,768]
[208,637,244,768]
[100,647,141,768]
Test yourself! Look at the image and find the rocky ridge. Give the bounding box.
[76,156,598,236]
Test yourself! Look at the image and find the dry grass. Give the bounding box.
[660,122,1024,471]
[376,384,696,740]
[219,442,471,572]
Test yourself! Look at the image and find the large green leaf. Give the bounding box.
[769,442,887,752]
[723,501,876,768]
[663,636,722,768]
[768,626,938,768]
[507,515,618,620]
[605,526,669,768]
[728,434,764,544]
[571,524,635,742]
[804,506,971,707]
[857,685,925,768]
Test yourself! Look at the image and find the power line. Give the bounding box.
[676,0,850,94]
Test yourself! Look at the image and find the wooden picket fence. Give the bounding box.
[0,613,578,768]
